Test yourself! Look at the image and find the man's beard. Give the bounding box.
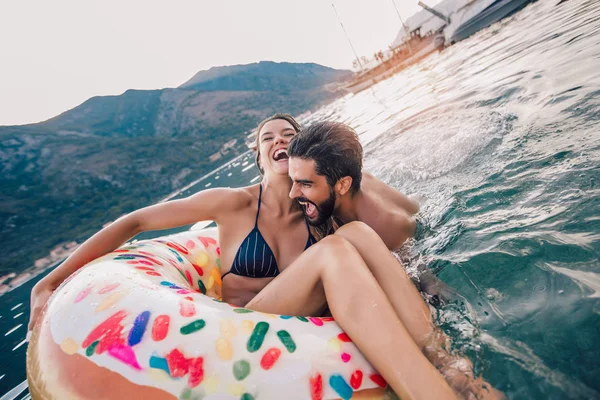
[298,189,336,226]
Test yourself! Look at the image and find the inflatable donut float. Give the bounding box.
[27,227,395,400]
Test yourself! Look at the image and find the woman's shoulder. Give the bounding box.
[188,184,261,211]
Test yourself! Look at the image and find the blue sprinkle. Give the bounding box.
[149,355,170,374]
[168,248,184,262]
[159,281,182,289]
[128,311,150,346]
[279,315,293,319]
[329,375,353,400]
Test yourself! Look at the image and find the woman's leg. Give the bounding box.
[334,222,503,399]
[245,235,456,400]
[333,221,435,347]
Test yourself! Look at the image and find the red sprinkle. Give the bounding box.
[310,373,323,400]
[321,317,335,322]
[216,247,221,256]
[186,240,196,249]
[341,352,351,363]
[188,357,204,388]
[185,270,194,286]
[260,348,282,370]
[75,287,92,303]
[179,298,196,317]
[152,315,170,341]
[135,266,155,271]
[146,271,161,276]
[166,348,190,378]
[114,249,129,253]
[308,317,323,326]
[166,241,189,254]
[369,373,387,388]
[198,236,217,247]
[138,251,164,265]
[138,260,153,266]
[192,264,204,276]
[337,333,352,343]
[83,310,127,348]
[126,260,140,264]
[98,283,120,294]
[350,370,363,389]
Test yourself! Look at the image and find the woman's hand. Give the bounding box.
[28,277,58,332]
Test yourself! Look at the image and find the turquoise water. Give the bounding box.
[1,0,599,398]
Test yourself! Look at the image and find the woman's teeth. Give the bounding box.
[273,149,288,161]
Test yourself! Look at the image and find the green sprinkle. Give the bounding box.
[197,279,207,294]
[180,319,206,335]
[233,360,251,381]
[179,388,205,400]
[296,316,308,322]
[277,330,296,353]
[240,394,255,400]
[179,388,192,400]
[233,308,253,314]
[216,259,221,270]
[247,321,269,352]
[86,340,99,357]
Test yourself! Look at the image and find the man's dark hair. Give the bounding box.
[288,121,363,193]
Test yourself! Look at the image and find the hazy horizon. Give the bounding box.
[0,0,444,126]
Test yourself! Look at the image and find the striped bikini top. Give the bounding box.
[221,184,317,279]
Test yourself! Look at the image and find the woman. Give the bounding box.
[28,114,466,399]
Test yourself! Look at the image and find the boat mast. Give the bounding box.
[390,0,413,54]
[332,4,364,72]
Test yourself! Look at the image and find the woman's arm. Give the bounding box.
[28,187,245,330]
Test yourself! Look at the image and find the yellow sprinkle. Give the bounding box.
[228,383,245,396]
[206,276,215,290]
[196,252,209,267]
[211,268,222,287]
[258,311,277,319]
[215,337,233,360]
[241,320,255,335]
[147,368,170,382]
[219,319,237,338]
[203,375,220,394]
[60,338,79,355]
[328,337,341,352]
[96,290,127,312]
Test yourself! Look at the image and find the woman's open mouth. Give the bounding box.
[272,148,289,163]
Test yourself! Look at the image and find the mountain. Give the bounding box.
[0,61,351,277]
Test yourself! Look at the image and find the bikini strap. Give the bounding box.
[255,184,263,226]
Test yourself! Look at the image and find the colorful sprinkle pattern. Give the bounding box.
[40,227,388,399]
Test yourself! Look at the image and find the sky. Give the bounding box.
[0,0,439,126]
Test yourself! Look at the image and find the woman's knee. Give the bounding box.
[313,236,369,275]
[317,235,359,257]
[335,221,378,242]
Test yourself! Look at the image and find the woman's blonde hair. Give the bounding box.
[253,113,301,175]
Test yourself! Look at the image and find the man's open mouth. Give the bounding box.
[273,148,289,161]
[298,200,317,218]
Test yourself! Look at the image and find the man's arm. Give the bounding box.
[377,210,417,250]
[362,172,420,215]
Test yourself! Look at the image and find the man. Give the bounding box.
[287,120,419,250]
